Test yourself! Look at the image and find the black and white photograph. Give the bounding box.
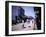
[12,6,41,31]
[5,1,45,36]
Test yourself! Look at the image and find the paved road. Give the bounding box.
[12,19,37,31]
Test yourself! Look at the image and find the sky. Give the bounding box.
[12,6,36,20]
[21,6,35,18]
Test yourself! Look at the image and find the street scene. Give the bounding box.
[12,17,37,31]
[12,6,41,31]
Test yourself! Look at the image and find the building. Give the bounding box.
[34,7,41,30]
[12,6,25,25]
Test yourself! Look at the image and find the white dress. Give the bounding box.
[23,19,37,30]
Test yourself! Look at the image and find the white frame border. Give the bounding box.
[9,2,44,35]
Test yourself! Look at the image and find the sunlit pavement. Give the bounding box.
[12,20,37,31]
